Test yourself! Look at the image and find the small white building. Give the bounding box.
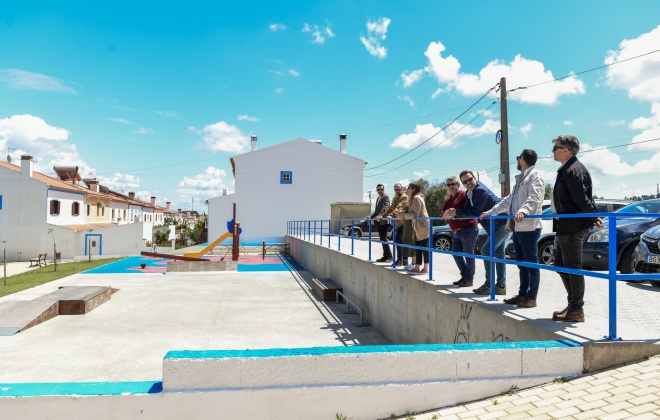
[207,136,366,243]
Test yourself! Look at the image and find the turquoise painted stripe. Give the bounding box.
[165,340,580,359]
[0,381,162,397]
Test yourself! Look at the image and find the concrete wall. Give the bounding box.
[287,236,563,345]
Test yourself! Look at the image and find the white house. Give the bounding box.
[207,136,366,243]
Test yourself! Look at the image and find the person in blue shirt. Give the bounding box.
[443,171,507,295]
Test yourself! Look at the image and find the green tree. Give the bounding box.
[416,178,449,226]
[544,183,553,200]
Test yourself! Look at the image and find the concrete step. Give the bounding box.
[0,300,59,335]
[33,286,114,315]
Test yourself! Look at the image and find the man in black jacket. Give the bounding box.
[551,135,604,322]
[367,184,392,262]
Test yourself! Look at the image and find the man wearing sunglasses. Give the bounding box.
[367,183,392,262]
[441,176,479,287]
[443,171,507,295]
[381,183,409,266]
[551,135,604,323]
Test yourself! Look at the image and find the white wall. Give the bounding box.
[46,189,86,225]
[208,139,365,242]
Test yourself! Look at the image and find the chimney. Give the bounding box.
[187,211,191,217]
[250,135,257,152]
[88,179,99,192]
[223,188,227,196]
[128,192,135,200]
[166,201,171,211]
[339,133,347,154]
[20,154,34,177]
[151,196,156,206]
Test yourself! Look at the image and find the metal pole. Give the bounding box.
[337,220,341,251]
[499,77,511,197]
[489,217,496,301]
[3,244,6,286]
[427,219,433,281]
[368,219,372,261]
[350,219,355,256]
[327,220,331,248]
[607,215,620,340]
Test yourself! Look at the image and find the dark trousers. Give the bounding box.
[512,228,542,300]
[377,223,392,258]
[452,226,478,281]
[394,225,404,261]
[554,227,591,310]
[415,238,429,265]
[481,222,508,288]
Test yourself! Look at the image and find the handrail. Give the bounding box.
[287,211,660,340]
[335,290,365,326]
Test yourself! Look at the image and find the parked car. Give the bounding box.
[505,199,633,266]
[633,225,660,287]
[341,219,392,238]
[432,225,492,255]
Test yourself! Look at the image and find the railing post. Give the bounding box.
[327,220,331,248]
[313,220,317,243]
[607,214,620,340]
[368,219,373,261]
[337,219,341,251]
[428,218,434,281]
[350,219,355,256]
[391,220,397,269]
[489,217,496,301]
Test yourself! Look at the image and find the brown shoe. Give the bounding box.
[552,306,569,320]
[555,309,585,322]
[517,298,537,308]
[503,295,523,305]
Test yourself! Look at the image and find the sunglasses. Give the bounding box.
[376,188,384,191]
[461,177,474,185]
[552,145,566,152]
[446,182,459,187]
[394,188,402,191]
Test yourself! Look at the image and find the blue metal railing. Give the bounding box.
[287,212,660,340]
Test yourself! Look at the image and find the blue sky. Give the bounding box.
[1,1,660,211]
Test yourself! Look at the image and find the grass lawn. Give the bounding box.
[0,258,122,298]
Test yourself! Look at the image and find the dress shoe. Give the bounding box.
[473,285,506,295]
[552,306,569,321]
[395,259,404,266]
[503,295,523,305]
[456,279,473,287]
[453,278,464,285]
[555,309,585,322]
[376,256,391,263]
[517,298,537,308]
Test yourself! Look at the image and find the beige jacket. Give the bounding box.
[382,193,409,227]
[401,194,430,241]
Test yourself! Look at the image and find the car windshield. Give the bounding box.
[615,201,660,219]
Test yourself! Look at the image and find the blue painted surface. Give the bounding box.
[238,264,289,272]
[82,255,167,274]
[0,381,162,397]
[165,340,580,360]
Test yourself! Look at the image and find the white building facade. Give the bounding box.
[208,137,365,243]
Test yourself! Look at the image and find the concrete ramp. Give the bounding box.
[0,300,59,335]
[0,286,114,335]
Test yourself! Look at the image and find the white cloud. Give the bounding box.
[109,118,133,125]
[302,23,335,44]
[605,24,660,102]
[154,110,180,119]
[97,173,142,191]
[288,69,300,77]
[564,120,573,126]
[133,127,154,135]
[271,68,300,78]
[0,69,77,94]
[391,118,499,149]
[607,120,626,127]
[176,166,231,205]
[475,171,498,197]
[398,95,415,108]
[197,121,250,154]
[275,87,284,95]
[431,88,444,99]
[415,41,585,105]
[401,69,424,88]
[520,123,533,137]
[628,103,660,151]
[237,114,260,122]
[269,23,286,32]
[413,170,430,179]
[360,17,391,59]
[580,144,660,176]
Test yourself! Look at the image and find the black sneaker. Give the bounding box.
[453,278,464,285]
[376,256,391,262]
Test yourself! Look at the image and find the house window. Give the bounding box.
[72,202,80,216]
[99,203,105,217]
[280,170,293,184]
[50,200,61,216]
[86,204,91,217]
[112,209,115,220]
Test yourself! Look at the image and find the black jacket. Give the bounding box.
[552,156,598,234]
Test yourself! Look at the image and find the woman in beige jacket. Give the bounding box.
[398,182,430,274]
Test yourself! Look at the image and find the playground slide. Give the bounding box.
[183,231,233,259]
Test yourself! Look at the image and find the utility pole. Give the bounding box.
[499,77,511,197]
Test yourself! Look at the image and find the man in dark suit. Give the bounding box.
[367,183,392,262]
[551,135,604,323]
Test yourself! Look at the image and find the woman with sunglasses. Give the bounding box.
[398,182,430,274]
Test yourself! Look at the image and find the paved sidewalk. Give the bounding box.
[400,355,660,419]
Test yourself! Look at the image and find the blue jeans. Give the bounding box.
[394,224,404,261]
[452,226,478,281]
[512,228,542,300]
[481,222,508,288]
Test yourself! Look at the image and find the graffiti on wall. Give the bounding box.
[452,303,472,344]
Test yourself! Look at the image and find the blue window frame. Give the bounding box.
[280,171,292,184]
[0,195,2,210]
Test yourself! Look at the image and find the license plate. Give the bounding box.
[648,256,660,264]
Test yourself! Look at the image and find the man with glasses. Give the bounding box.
[381,183,409,266]
[481,150,544,308]
[443,171,507,295]
[366,183,392,262]
[551,135,603,322]
[441,176,479,287]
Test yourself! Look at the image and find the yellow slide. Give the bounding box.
[183,231,233,259]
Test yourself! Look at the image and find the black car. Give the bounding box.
[432,225,490,254]
[341,218,392,238]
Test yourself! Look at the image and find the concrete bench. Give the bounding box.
[312,278,342,301]
[29,253,47,267]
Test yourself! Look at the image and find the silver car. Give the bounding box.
[633,225,660,287]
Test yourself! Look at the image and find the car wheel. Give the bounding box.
[618,245,636,274]
[650,281,660,288]
[538,238,555,265]
[434,236,452,251]
[352,229,362,237]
